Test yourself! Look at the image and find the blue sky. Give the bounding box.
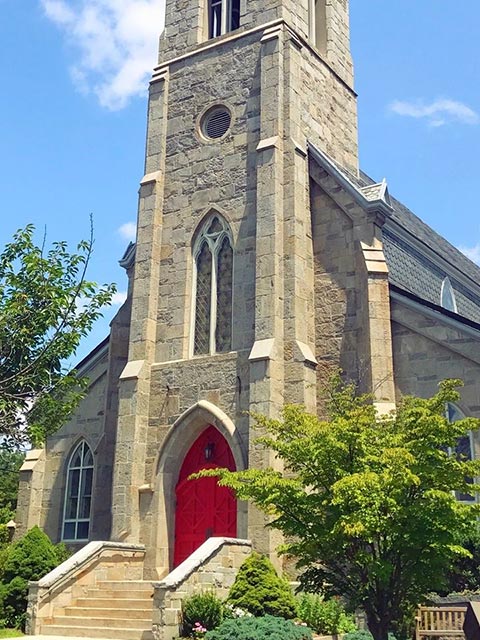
[1,0,479,364]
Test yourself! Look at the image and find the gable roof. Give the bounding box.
[308,141,480,324]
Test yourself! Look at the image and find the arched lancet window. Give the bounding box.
[208,0,240,39]
[62,441,94,541]
[446,403,475,502]
[309,0,327,52]
[193,215,233,356]
[441,277,458,313]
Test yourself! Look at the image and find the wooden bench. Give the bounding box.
[415,606,467,639]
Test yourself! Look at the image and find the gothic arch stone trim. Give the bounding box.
[149,401,247,578]
[192,206,237,246]
[155,400,246,478]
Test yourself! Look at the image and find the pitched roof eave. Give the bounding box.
[307,141,393,219]
[390,284,480,340]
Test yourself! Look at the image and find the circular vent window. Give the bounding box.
[201,106,232,140]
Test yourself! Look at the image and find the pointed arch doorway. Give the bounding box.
[173,425,237,567]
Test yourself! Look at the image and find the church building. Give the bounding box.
[16,1,480,637]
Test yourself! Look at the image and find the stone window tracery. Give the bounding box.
[62,441,94,541]
[208,0,240,39]
[193,215,233,355]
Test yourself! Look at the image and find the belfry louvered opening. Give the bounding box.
[201,106,232,140]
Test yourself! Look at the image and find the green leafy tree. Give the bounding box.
[439,528,480,594]
[0,225,115,447]
[0,450,24,524]
[198,378,480,640]
[227,552,297,619]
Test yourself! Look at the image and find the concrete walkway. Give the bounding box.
[27,637,127,640]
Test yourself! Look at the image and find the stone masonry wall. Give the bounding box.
[160,0,353,91]
[391,299,480,454]
[114,7,359,570]
[21,350,108,544]
[27,542,145,635]
[310,180,359,392]
[152,538,252,640]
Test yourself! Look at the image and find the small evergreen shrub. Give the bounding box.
[204,615,312,640]
[0,526,67,630]
[227,552,297,619]
[297,593,356,635]
[181,591,225,637]
[0,578,28,630]
[2,527,59,583]
[344,631,397,640]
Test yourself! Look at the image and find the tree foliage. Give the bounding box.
[440,529,480,595]
[0,225,115,447]
[0,450,24,525]
[0,526,69,629]
[197,378,480,640]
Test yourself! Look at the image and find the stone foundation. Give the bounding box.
[152,537,252,640]
[27,541,146,635]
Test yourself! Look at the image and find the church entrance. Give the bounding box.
[173,425,237,567]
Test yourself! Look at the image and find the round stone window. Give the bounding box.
[200,106,232,140]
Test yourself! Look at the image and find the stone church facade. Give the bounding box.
[17,0,480,588]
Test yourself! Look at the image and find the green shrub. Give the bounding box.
[3,527,59,584]
[344,631,397,640]
[0,527,66,630]
[297,593,356,635]
[181,591,225,636]
[205,615,312,640]
[54,542,70,566]
[227,552,297,619]
[0,578,28,630]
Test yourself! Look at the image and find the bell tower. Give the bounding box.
[112,0,359,572]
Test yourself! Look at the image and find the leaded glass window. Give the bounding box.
[446,403,475,502]
[193,216,233,355]
[62,441,94,541]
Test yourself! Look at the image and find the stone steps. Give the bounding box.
[38,625,154,640]
[82,589,153,600]
[74,597,152,609]
[50,616,151,629]
[62,607,153,619]
[38,580,154,640]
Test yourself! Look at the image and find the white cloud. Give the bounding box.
[118,221,137,242]
[40,0,165,110]
[389,98,479,127]
[111,291,128,305]
[459,244,480,265]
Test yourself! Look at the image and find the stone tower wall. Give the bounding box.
[113,0,360,575]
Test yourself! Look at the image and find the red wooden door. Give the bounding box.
[174,426,237,567]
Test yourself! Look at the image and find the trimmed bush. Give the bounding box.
[3,527,59,583]
[227,552,297,619]
[204,615,312,640]
[181,591,225,637]
[0,578,28,630]
[297,593,356,635]
[0,526,68,630]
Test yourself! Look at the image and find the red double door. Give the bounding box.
[173,426,237,567]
